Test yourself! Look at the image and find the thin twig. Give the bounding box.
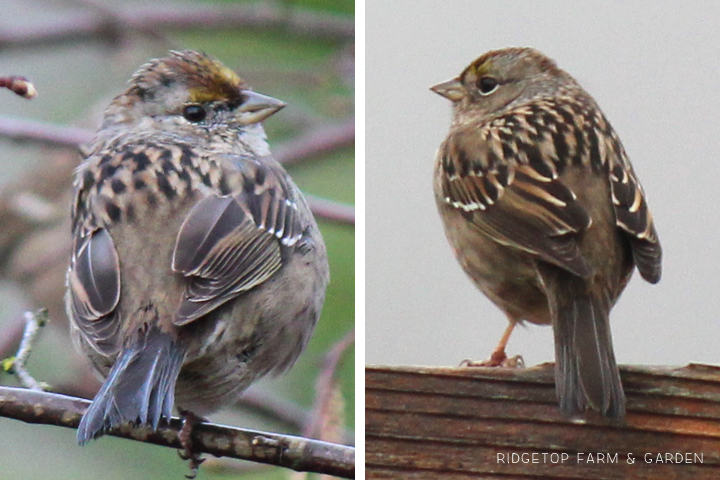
[0,116,93,148]
[0,386,355,478]
[0,3,353,51]
[237,387,315,431]
[0,116,356,163]
[2,309,49,391]
[275,119,355,166]
[0,315,26,359]
[305,329,355,439]
[306,195,355,225]
[51,374,358,444]
[0,116,355,224]
[0,76,37,99]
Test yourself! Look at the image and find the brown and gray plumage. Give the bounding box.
[67,50,329,443]
[431,47,660,418]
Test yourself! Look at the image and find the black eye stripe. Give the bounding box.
[227,97,242,110]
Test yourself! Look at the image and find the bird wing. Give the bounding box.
[67,226,122,354]
[438,126,593,277]
[172,159,304,325]
[608,157,662,283]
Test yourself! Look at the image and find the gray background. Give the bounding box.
[366,1,720,368]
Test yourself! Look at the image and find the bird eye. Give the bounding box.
[477,77,499,95]
[182,105,207,122]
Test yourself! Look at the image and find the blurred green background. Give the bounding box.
[0,1,354,479]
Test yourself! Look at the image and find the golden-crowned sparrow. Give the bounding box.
[67,50,329,444]
[431,47,661,418]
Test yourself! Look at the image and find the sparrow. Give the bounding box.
[432,47,661,418]
[67,50,329,445]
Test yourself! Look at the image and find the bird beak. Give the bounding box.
[431,78,465,101]
[236,91,286,125]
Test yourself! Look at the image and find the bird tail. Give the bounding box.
[540,265,625,418]
[77,325,185,444]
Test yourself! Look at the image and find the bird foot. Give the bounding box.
[461,351,524,368]
[178,410,207,479]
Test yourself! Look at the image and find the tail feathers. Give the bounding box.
[77,326,185,444]
[541,266,625,418]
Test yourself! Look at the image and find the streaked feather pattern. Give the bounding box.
[66,50,327,449]
[438,93,661,280]
[432,47,663,418]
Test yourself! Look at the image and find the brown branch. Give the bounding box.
[0,116,355,162]
[0,3,353,50]
[366,363,720,479]
[0,116,92,148]
[236,387,317,430]
[50,375,357,445]
[0,76,37,99]
[305,329,355,438]
[0,116,355,225]
[306,195,354,225]
[0,386,354,478]
[275,119,355,166]
[235,388,353,445]
[0,315,25,360]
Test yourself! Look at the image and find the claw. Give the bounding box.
[178,410,207,478]
[460,321,523,368]
[461,353,524,368]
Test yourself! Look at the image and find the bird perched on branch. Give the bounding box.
[432,47,661,418]
[67,50,329,450]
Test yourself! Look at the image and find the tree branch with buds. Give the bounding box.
[0,386,354,478]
